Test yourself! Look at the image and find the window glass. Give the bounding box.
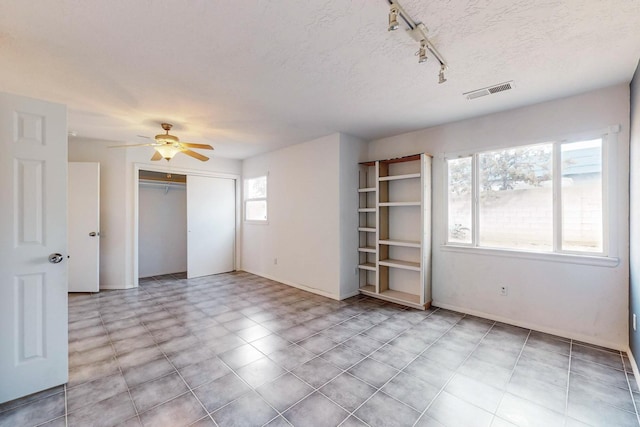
[478,144,553,250]
[244,175,267,222]
[447,157,472,244]
[246,176,267,199]
[561,139,603,252]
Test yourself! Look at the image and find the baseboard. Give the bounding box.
[627,348,640,391]
[239,269,343,301]
[433,300,626,351]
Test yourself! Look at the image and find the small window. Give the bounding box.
[244,175,267,222]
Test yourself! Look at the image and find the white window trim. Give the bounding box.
[244,173,268,224]
[443,126,620,267]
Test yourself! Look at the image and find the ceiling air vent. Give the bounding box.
[464,81,515,100]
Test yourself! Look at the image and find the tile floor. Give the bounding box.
[1,271,639,427]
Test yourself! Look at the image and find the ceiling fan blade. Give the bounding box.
[180,142,214,150]
[150,151,163,161]
[109,143,155,148]
[181,149,209,162]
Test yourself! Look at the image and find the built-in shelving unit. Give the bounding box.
[357,153,432,310]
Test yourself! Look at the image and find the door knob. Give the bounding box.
[89,232,99,237]
[48,253,64,264]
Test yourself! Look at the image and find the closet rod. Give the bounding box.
[139,179,185,187]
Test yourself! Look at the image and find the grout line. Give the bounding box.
[136,284,221,427]
[564,339,573,426]
[490,328,532,426]
[64,384,68,427]
[258,308,426,427]
[620,351,640,426]
[304,310,447,419]
[411,316,497,427]
[505,330,532,385]
[97,308,142,425]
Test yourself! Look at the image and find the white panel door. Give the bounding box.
[68,162,100,292]
[0,92,68,403]
[187,176,235,278]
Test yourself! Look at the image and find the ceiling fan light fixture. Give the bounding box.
[155,133,179,144]
[154,144,181,161]
[388,5,400,31]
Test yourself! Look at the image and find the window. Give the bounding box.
[446,137,605,255]
[244,175,267,222]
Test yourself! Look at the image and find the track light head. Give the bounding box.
[388,5,399,31]
[417,40,428,63]
[438,64,447,84]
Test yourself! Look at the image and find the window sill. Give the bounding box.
[244,220,269,225]
[440,244,619,268]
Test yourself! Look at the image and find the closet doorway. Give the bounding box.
[138,170,188,279]
[134,164,239,285]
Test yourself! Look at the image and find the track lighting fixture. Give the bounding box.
[439,64,447,84]
[417,40,428,63]
[385,0,448,84]
[388,5,399,31]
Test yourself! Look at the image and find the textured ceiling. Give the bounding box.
[1,1,639,159]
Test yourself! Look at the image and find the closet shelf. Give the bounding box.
[358,208,376,213]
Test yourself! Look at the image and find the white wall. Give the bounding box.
[69,138,242,289]
[368,84,630,349]
[138,182,187,277]
[630,64,640,357]
[242,133,364,299]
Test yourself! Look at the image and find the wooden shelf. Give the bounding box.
[359,285,377,296]
[379,173,421,182]
[358,246,377,253]
[379,259,421,271]
[360,287,427,309]
[358,262,376,271]
[379,202,421,207]
[378,289,426,309]
[357,153,432,311]
[358,187,376,193]
[379,239,421,248]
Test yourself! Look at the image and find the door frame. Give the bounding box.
[132,162,241,287]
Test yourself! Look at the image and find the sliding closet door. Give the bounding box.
[187,176,235,278]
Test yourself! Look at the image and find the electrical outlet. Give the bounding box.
[274,258,278,265]
[634,314,637,331]
[499,286,508,296]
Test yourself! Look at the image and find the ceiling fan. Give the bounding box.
[111,123,214,161]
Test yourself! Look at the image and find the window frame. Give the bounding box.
[243,174,268,224]
[443,128,619,265]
